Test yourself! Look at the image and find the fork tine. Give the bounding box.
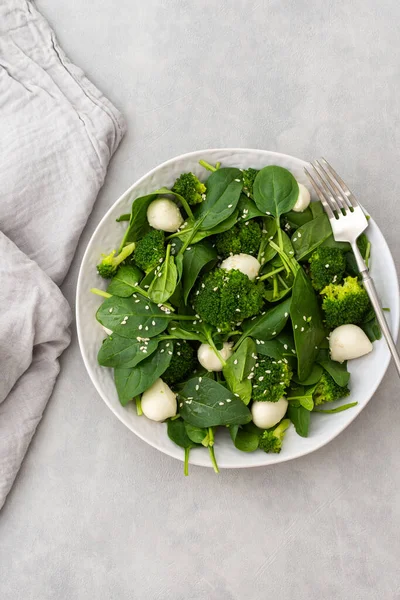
[320,157,359,207]
[304,167,335,219]
[312,160,348,213]
[308,163,342,215]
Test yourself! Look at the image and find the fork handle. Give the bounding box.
[352,242,400,377]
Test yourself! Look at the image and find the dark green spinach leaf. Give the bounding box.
[107,265,143,297]
[223,338,257,404]
[196,168,243,230]
[290,268,325,381]
[181,240,217,304]
[114,340,173,405]
[287,402,310,437]
[253,166,299,218]
[229,426,259,452]
[178,377,252,427]
[97,334,159,368]
[240,297,292,342]
[316,349,350,387]
[148,245,178,304]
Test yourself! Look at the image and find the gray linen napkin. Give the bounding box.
[0,0,126,508]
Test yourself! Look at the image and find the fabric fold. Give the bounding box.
[0,0,126,508]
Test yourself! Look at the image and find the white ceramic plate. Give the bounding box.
[76,149,399,469]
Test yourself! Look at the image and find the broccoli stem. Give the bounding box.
[259,266,285,282]
[208,445,219,474]
[90,288,112,299]
[199,159,217,172]
[135,397,143,416]
[184,448,190,476]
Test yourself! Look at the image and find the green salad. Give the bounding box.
[92,160,380,474]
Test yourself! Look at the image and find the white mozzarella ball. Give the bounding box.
[251,397,288,429]
[197,342,233,372]
[329,324,373,363]
[102,325,113,336]
[292,183,311,213]
[147,198,184,232]
[141,378,177,422]
[220,253,261,281]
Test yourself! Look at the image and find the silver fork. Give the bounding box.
[305,158,400,376]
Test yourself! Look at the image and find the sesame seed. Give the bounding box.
[195,385,199,391]
[213,287,218,292]
[108,308,113,313]
[160,349,164,353]
[179,403,183,408]
[284,312,288,317]
[145,326,149,331]
[234,178,241,182]
[170,327,176,331]
[295,325,298,329]
[228,204,233,208]
[301,327,305,332]
[258,376,264,381]
[145,305,149,310]
[297,232,302,238]
[135,299,140,303]
[266,211,271,215]
[166,343,170,347]
[266,369,271,374]
[219,401,224,406]
[152,320,156,326]
[303,315,307,321]
[325,264,330,268]
[280,382,285,385]
[234,359,238,365]
[227,398,232,402]
[247,373,254,380]
[199,377,202,382]
[138,324,143,330]
[168,351,173,355]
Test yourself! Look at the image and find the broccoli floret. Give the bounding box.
[214,220,262,258]
[309,247,346,291]
[251,356,292,402]
[242,168,259,197]
[313,373,350,406]
[258,419,290,453]
[163,340,196,386]
[321,276,370,329]
[97,242,136,279]
[192,268,264,330]
[172,172,206,206]
[134,229,166,273]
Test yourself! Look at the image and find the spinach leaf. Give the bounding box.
[148,245,178,304]
[178,377,252,427]
[114,340,173,405]
[237,193,265,220]
[184,423,209,445]
[97,295,189,339]
[168,418,196,448]
[290,268,325,381]
[107,265,143,297]
[119,193,158,249]
[287,385,317,411]
[181,240,217,304]
[168,418,198,476]
[316,349,350,387]
[241,297,292,342]
[287,402,310,437]
[291,214,333,261]
[309,201,325,219]
[97,334,159,368]
[196,168,243,230]
[223,338,257,404]
[255,332,297,369]
[253,166,299,218]
[167,321,207,343]
[292,364,323,386]
[229,426,259,452]
[174,210,239,245]
[116,213,130,222]
[284,207,313,230]
[361,318,381,342]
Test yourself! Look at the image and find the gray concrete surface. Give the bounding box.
[1,1,400,598]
